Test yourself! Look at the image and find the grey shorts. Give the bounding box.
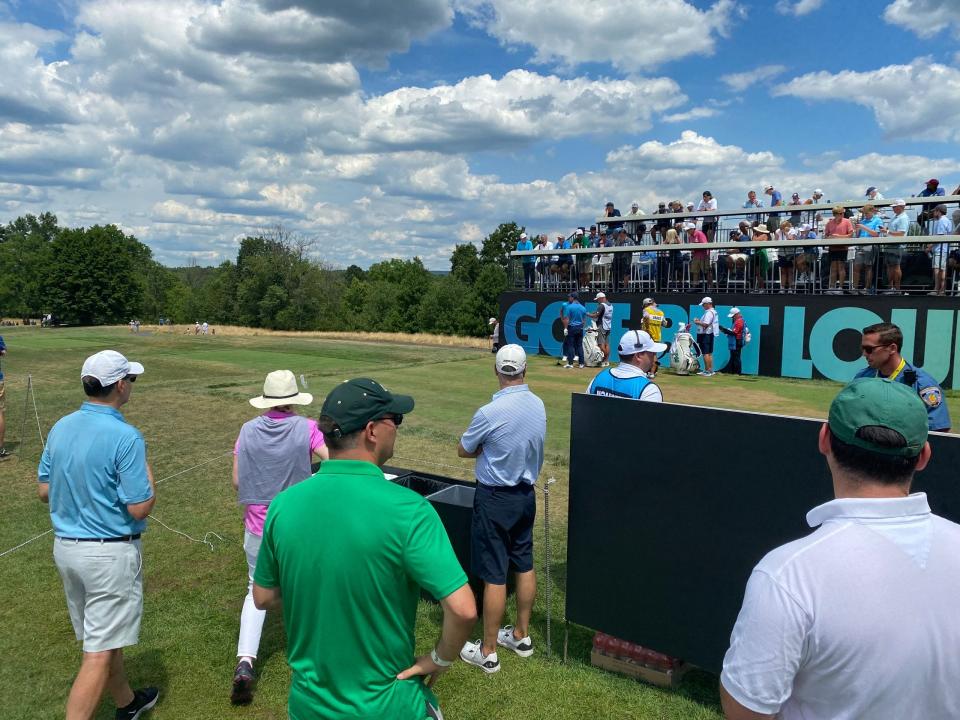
[54,538,143,652]
[884,248,903,264]
[855,246,876,265]
[598,329,610,344]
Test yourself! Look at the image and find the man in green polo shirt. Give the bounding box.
[253,378,477,720]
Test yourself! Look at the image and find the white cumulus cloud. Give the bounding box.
[883,0,960,38]
[775,0,824,16]
[455,0,740,71]
[773,59,960,142]
[721,64,787,92]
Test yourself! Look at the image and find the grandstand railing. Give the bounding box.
[509,196,959,296]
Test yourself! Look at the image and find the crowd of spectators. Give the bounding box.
[516,179,960,296]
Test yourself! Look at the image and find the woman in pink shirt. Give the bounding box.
[230,370,327,704]
[825,205,853,294]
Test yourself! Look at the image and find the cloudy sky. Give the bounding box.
[2,0,959,269]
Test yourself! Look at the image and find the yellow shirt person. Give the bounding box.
[642,299,665,342]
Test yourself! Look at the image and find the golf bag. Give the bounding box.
[670,325,702,375]
[582,326,605,367]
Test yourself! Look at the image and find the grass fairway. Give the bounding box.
[1,326,954,719]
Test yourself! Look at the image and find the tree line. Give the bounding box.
[0,213,519,337]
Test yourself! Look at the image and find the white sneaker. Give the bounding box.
[497,626,534,658]
[563,364,573,369]
[697,371,710,376]
[460,640,501,673]
[578,364,585,369]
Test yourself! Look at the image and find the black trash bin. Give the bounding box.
[386,467,514,605]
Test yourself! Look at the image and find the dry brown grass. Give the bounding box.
[106,324,490,349]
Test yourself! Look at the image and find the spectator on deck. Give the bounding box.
[698,191,718,242]
[516,232,535,290]
[764,184,783,230]
[788,193,804,227]
[601,201,622,236]
[775,221,797,293]
[724,229,749,278]
[809,188,825,204]
[825,205,854,294]
[883,199,909,294]
[574,229,592,288]
[653,203,671,244]
[534,235,550,282]
[721,379,960,720]
[865,186,884,202]
[613,228,632,292]
[751,224,774,292]
[687,222,712,291]
[851,204,884,294]
[927,204,953,296]
[743,190,764,222]
[918,178,946,226]
[556,234,574,281]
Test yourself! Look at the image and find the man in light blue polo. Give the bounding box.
[457,345,546,674]
[562,292,587,369]
[38,350,158,720]
[516,232,535,290]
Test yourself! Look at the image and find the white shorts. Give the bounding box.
[54,538,143,652]
[931,244,949,271]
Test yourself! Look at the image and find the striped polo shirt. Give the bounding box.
[460,384,546,487]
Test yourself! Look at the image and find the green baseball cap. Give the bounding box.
[321,378,415,436]
[829,378,928,457]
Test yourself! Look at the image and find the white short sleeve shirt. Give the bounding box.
[722,493,960,720]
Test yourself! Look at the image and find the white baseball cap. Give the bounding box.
[575,228,584,235]
[813,188,823,195]
[81,350,144,386]
[893,198,906,207]
[519,232,527,239]
[495,344,527,376]
[618,329,667,356]
[700,296,714,305]
[488,317,497,325]
[728,307,741,318]
[642,297,655,306]
[593,291,606,300]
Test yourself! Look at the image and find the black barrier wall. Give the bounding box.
[565,393,960,673]
[498,291,960,388]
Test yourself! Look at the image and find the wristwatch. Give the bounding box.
[430,648,453,667]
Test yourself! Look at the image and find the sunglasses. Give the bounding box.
[375,414,403,427]
[861,344,891,354]
[124,374,137,383]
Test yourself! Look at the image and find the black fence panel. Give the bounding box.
[565,393,960,673]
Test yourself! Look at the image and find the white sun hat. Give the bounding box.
[250,370,313,409]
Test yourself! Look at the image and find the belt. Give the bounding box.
[58,534,141,542]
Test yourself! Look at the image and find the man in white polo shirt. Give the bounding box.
[693,297,719,376]
[721,378,960,720]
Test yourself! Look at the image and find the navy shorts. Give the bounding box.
[471,483,536,585]
[699,333,715,354]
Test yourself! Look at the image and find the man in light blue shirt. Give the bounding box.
[458,345,546,674]
[562,292,587,369]
[38,350,158,720]
[853,204,885,294]
[516,232,535,289]
[883,199,910,294]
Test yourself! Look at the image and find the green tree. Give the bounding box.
[450,243,481,284]
[45,225,151,325]
[480,222,523,270]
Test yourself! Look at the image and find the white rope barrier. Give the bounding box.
[0,450,234,559]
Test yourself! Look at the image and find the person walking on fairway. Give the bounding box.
[458,345,547,673]
[230,370,328,705]
[253,378,476,719]
[38,350,158,720]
